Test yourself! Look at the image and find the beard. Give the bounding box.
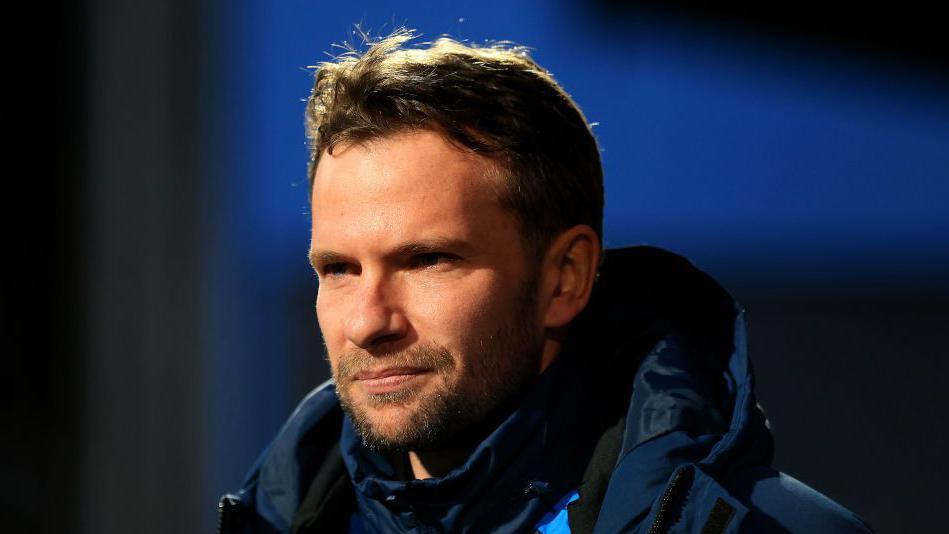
[331,275,543,454]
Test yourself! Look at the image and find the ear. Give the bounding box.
[539,225,602,329]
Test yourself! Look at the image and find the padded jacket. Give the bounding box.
[218,246,872,533]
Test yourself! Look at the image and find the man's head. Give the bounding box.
[306,30,603,454]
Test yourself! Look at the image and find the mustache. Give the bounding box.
[335,344,456,383]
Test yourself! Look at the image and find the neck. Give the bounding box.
[407,447,470,479]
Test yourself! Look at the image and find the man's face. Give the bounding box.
[310,130,544,452]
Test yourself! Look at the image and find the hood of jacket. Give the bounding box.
[223,246,779,533]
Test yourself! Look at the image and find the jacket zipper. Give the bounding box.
[647,466,694,534]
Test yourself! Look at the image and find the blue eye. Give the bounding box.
[415,253,443,267]
[412,253,457,269]
[322,263,350,276]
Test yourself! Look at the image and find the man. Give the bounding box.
[219,30,871,533]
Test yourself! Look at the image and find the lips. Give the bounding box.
[354,367,428,380]
[353,367,430,395]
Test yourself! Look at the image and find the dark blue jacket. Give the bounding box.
[219,246,872,533]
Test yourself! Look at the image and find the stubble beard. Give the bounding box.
[332,276,542,454]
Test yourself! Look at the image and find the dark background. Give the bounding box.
[5,1,947,532]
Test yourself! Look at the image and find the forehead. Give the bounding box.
[310,130,512,247]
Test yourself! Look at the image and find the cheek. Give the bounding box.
[315,290,328,338]
[410,275,518,348]
[315,290,345,361]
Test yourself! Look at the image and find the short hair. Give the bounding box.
[306,28,603,259]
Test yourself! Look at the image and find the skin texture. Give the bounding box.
[309,129,601,478]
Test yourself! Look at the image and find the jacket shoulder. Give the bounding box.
[220,380,344,533]
[730,467,872,533]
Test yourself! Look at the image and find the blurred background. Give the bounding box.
[5,0,947,532]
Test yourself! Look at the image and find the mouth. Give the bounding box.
[353,367,431,395]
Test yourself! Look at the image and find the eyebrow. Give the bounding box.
[308,238,476,269]
[392,238,475,257]
[308,249,350,270]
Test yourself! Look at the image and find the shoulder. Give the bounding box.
[729,467,873,533]
[230,380,344,532]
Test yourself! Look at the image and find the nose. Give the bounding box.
[343,271,408,349]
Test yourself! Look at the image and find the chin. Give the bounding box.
[372,401,415,422]
[361,403,418,438]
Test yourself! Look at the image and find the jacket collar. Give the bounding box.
[586,247,771,533]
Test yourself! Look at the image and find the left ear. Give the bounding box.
[539,225,602,329]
